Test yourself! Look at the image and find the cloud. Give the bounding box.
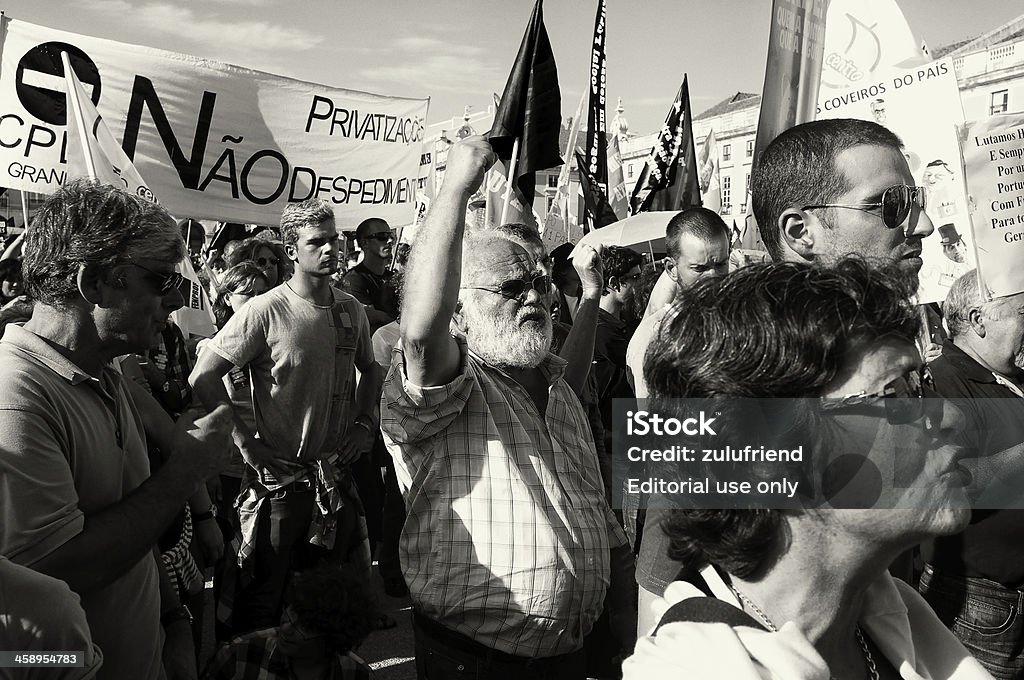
[360,54,502,94]
[89,0,322,53]
[357,37,501,93]
[390,36,484,58]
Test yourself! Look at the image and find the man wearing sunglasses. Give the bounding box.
[343,217,399,334]
[917,270,1024,678]
[0,179,234,679]
[752,118,934,283]
[381,135,634,679]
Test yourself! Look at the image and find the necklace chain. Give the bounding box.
[731,586,880,680]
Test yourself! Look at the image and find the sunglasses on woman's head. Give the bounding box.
[802,184,926,231]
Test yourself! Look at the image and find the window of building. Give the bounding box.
[991,90,1009,115]
[722,176,732,211]
[628,164,634,178]
[746,140,754,158]
[722,144,732,162]
[547,174,558,188]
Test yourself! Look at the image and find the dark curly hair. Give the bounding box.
[602,245,643,295]
[646,258,920,578]
[288,566,377,655]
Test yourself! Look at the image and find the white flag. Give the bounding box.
[697,129,722,213]
[63,52,216,338]
[820,0,929,95]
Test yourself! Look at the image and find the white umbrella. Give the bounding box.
[571,211,679,254]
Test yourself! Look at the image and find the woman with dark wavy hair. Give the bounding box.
[623,259,989,680]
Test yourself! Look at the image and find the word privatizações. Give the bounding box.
[626,444,804,463]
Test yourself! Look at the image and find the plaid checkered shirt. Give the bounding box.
[381,337,628,658]
[202,627,371,680]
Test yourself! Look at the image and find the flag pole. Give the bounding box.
[19,190,29,232]
[60,51,97,180]
[500,137,521,225]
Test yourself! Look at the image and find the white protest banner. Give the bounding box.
[816,58,972,303]
[820,0,927,97]
[0,17,429,228]
[962,114,1024,299]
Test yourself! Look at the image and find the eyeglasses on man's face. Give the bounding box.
[802,184,926,231]
[364,232,395,243]
[819,365,934,425]
[462,273,552,300]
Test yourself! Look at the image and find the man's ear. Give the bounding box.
[607,275,620,293]
[76,262,108,305]
[664,258,679,285]
[779,208,816,260]
[284,242,298,262]
[968,307,987,338]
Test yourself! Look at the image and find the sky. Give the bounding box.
[3,0,1022,135]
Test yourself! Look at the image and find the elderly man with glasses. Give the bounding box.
[380,135,635,680]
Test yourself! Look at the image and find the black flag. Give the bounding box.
[575,150,619,231]
[488,0,562,205]
[584,0,609,195]
[629,75,702,215]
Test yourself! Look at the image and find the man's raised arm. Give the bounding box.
[401,135,494,387]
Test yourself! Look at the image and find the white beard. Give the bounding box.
[463,300,552,368]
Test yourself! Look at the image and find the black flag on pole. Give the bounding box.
[628,75,702,215]
[584,0,609,196]
[488,0,562,205]
[575,150,619,232]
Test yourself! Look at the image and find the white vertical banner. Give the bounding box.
[962,114,1024,299]
[820,0,928,96]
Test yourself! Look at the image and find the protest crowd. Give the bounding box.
[2,1,1024,680]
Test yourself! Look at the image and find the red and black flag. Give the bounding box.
[488,0,562,205]
[584,0,609,196]
[575,150,619,232]
[628,75,702,215]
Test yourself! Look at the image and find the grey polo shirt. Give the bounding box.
[0,325,162,679]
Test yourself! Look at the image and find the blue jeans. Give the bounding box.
[919,563,1024,679]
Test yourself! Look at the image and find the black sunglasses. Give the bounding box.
[256,256,279,267]
[129,261,186,295]
[802,184,926,231]
[463,273,552,300]
[819,365,934,424]
[364,232,394,243]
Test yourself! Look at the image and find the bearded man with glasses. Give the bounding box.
[380,135,635,680]
[751,118,934,281]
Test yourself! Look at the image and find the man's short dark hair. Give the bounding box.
[355,217,389,240]
[665,207,731,261]
[751,119,903,262]
[603,245,643,287]
[288,566,376,655]
[646,258,920,578]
